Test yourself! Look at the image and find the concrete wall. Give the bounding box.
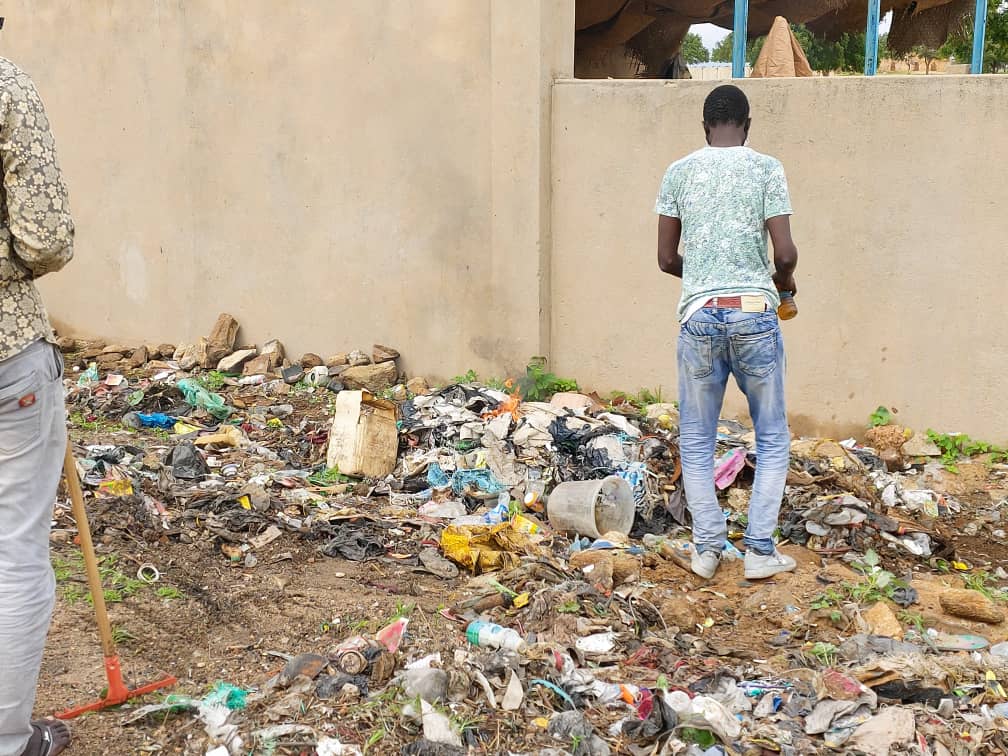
[551,76,1008,439]
[0,0,573,380]
[3,3,1006,439]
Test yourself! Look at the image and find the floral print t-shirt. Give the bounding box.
[0,56,74,361]
[655,146,791,322]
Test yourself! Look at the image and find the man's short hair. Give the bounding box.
[703,84,750,127]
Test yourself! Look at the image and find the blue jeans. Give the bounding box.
[677,308,789,556]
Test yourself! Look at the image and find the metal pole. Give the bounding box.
[732,0,748,78]
[864,0,881,75]
[972,0,988,74]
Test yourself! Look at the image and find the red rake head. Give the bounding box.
[55,656,177,720]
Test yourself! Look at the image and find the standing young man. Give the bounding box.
[0,56,74,756]
[654,84,798,581]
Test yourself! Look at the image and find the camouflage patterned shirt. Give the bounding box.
[655,146,791,321]
[0,57,74,361]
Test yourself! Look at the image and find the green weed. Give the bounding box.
[869,406,893,427]
[156,586,185,600]
[898,610,927,635]
[519,357,578,401]
[557,601,581,614]
[452,369,479,384]
[308,466,353,486]
[111,626,136,645]
[926,430,1008,473]
[808,641,838,666]
[962,571,1008,602]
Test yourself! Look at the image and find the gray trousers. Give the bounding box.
[0,340,65,755]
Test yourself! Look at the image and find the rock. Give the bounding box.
[80,345,105,360]
[328,364,348,378]
[179,338,211,371]
[939,588,1005,624]
[569,550,640,586]
[242,354,273,377]
[261,339,285,369]
[206,313,240,361]
[372,344,400,364]
[282,365,304,385]
[102,343,129,355]
[96,352,124,366]
[406,376,429,396]
[391,384,408,402]
[299,353,323,369]
[659,596,700,629]
[863,601,903,639]
[127,346,149,369]
[217,348,257,373]
[340,361,398,393]
[326,353,349,368]
[901,432,942,458]
[146,360,174,371]
[143,344,162,360]
[156,343,176,359]
[55,336,77,352]
[347,349,371,367]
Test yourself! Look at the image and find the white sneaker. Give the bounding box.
[744,549,797,579]
[691,549,721,579]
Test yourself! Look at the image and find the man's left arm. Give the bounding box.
[657,215,683,277]
[0,73,74,277]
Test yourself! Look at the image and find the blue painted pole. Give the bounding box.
[732,0,748,78]
[864,0,881,76]
[971,0,988,74]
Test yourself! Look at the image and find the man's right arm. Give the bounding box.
[766,215,798,295]
[0,71,74,278]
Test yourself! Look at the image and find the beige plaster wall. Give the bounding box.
[551,76,1008,440]
[1,0,572,380]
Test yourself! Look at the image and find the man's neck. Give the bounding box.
[706,125,746,148]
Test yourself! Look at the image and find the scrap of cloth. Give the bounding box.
[0,56,75,361]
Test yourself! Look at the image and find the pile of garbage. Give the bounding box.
[54,314,1008,754]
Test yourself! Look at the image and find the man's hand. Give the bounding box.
[773,272,797,296]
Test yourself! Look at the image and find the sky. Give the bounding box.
[690,11,893,53]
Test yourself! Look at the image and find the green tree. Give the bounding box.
[939,2,1008,73]
[913,44,940,74]
[711,34,733,63]
[710,33,762,65]
[791,24,843,74]
[839,31,867,72]
[680,32,710,64]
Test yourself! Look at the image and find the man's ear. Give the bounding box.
[703,121,711,143]
[744,117,752,134]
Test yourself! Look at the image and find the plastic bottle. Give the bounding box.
[777,291,798,320]
[466,621,527,653]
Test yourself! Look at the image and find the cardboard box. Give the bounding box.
[325,390,398,478]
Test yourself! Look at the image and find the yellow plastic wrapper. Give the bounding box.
[441,521,538,574]
[96,479,133,498]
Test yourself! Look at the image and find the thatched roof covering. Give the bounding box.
[576,0,973,76]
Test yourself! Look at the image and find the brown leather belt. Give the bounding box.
[704,296,767,310]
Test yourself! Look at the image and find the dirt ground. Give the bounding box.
[29,348,1008,754]
[34,460,1008,755]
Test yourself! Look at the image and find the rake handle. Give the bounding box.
[63,435,117,658]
